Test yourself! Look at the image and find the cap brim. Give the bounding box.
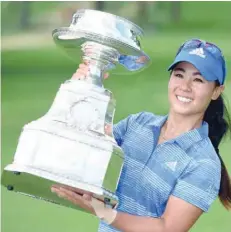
[167,50,218,82]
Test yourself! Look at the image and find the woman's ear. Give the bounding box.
[212,85,225,100]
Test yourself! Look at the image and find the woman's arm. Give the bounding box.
[110,195,203,232]
[51,157,220,232]
[51,186,203,232]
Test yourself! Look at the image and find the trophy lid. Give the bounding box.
[52,9,151,73]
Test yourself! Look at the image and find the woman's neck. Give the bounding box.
[161,112,204,140]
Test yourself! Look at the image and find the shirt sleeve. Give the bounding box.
[171,159,221,212]
[112,112,143,146]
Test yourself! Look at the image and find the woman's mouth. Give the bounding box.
[176,95,193,103]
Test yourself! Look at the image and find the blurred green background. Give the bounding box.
[1,1,231,232]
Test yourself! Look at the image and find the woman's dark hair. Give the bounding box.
[203,81,231,210]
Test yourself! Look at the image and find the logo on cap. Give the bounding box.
[189,48,206,58]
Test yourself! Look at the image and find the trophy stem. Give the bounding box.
[81,41,120,87]
[87,63,105,87]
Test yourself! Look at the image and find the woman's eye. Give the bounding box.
[175,73,183,78]
[194,78,203,83]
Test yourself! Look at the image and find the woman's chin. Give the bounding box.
[171,104,194,116]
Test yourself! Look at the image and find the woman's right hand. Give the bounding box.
[71,61,109,80]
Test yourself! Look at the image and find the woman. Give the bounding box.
[51,39,231,232]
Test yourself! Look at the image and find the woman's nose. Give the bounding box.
[180,79,192,92]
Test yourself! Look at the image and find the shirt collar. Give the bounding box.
[151,114,209,150]
[174,121,209,150]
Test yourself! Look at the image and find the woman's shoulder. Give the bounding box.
[127,111,166,126]
[189,137,221,167]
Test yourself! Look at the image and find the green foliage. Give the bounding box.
[2,1,231,35]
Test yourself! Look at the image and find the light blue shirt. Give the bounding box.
[99,112,221,232]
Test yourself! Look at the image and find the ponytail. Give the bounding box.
[203,92,231,210]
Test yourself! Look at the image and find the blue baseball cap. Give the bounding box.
[168,39,226,85]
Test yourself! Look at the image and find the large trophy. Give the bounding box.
[1,9,150,212]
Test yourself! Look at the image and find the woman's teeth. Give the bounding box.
[177,96,192,103]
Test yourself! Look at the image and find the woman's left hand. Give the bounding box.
[51,185,96,215]
[51,185,118,225]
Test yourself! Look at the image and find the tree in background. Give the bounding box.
[171,1,181,23]
[95,1,105,11]
[137,1,149,28]
[20,1,31,30]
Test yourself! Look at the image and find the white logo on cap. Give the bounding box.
[189,48,206,58]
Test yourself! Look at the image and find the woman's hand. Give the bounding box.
[72,61,109,80]
[51,185,117,224]
[51,185,96,214]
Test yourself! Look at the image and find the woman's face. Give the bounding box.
[168,62,223,117]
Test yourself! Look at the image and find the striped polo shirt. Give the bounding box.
[98,112,221,232]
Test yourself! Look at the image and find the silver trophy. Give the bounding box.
[1,9,150,212]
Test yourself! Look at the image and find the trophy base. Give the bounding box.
[1,164,118,212]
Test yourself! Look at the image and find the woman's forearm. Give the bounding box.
[109,211,166,232]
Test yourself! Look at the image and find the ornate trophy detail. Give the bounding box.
[1,9,150,211]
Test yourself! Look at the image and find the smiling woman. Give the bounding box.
[168,62,224,117]
[52,38,231,232]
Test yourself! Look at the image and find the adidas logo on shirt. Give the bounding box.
[189,48,206,58]
[165,161,178,172]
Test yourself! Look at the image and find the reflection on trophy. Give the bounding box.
[1,9,150,212]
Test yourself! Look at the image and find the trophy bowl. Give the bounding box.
[1,9,150,212]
